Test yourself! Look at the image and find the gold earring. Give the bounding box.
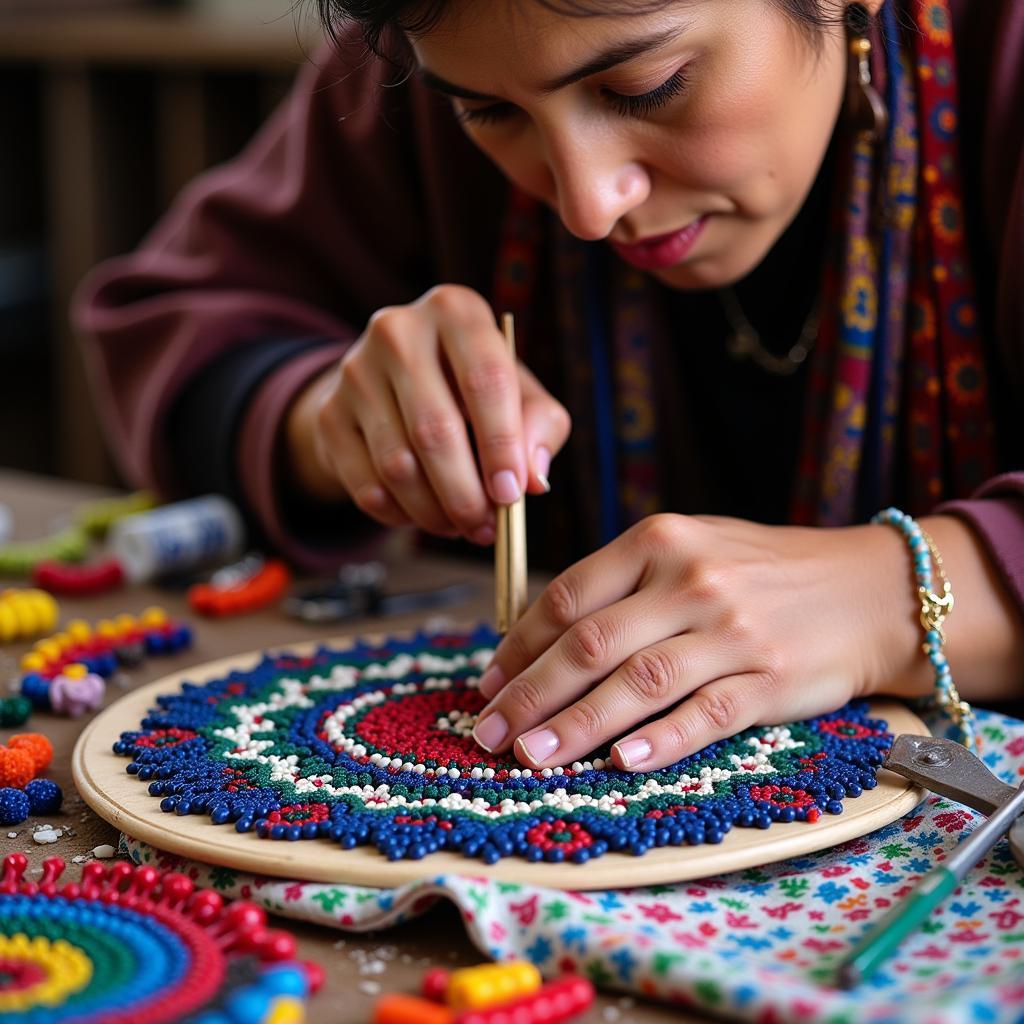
[845,2,888,142]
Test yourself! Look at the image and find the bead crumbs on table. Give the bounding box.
[114,627,893,865]
[0,852,319,1022]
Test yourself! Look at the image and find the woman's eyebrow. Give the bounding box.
[418,26,685,102]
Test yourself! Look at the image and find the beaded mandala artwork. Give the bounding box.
[0,853,319,1022]
[115,627,893,865]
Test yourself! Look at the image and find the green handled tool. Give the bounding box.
[837,735,1024,988]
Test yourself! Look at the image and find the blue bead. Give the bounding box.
[0,788,30,825]
[20,674,51,708]
[24,779,63,815]
[260,965,308,998]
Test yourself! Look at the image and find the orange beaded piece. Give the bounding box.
[374,995,455,1024]
[7,733,54,774]
[0,747,36,789]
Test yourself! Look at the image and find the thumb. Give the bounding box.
[518,365,571,495]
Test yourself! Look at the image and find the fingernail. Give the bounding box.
[491,470,522,505]
[477,665,506,700]
[533,447,551,492]
[517,728,559,766]
[472,524,496,546]
[472,711,508,753]
[613,738,652,770]
[356,485,388,511]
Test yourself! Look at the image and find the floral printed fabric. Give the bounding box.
[124,707,1024,1024]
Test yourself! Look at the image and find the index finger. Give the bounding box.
[476,524,652,702]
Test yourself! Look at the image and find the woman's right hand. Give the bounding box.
[289,285,572,544]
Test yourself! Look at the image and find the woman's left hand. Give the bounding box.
[471,513,929,772]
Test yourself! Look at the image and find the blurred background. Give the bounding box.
[0,0,321,486]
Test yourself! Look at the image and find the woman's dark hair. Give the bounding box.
[315,0,835,57]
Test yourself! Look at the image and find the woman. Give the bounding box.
[76,0,1024,775]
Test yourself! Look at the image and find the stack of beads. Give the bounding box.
[0,589,59,643]
[0,853,322,1022]
[373,963,594,1024]
[18,607,193,712]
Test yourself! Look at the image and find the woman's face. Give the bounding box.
[412,0,864,290]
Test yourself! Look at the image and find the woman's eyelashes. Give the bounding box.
[455,67,691,127]
[603,68,691,119]
[455,102,517,127]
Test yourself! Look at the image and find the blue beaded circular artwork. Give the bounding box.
[114,627,893,865]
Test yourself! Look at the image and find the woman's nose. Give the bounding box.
[547,137,650,241]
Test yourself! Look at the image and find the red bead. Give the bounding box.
[422,967,451,1002]
[160,873,194,906]
[253,928,298,961]
[302,959,326,994]
[188,889,224,924]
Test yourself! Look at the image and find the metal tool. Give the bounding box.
[284,561,478,624]
[835,735,1024,987]
[883,734,1024,868]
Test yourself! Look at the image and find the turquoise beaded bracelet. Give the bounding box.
[872,507,976,750]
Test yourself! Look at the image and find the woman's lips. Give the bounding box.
[610,216,708,271]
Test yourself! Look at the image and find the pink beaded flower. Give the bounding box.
[49,670,105,717]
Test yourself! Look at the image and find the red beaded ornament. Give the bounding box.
[0,852,320,1022]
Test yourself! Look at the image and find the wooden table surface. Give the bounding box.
[0,469,694,1024]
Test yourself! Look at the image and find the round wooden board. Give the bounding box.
[74,634,929,891]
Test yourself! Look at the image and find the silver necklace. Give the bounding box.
[719,287,820,377]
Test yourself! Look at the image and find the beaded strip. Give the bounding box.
[115,627,893,865]
[872,507,976,750]
[0,852,320,1022]
[18,607,193,714]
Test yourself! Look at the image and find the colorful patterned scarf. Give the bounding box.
[494,0,996,550]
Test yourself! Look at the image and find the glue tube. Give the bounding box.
[108,495,245,583]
